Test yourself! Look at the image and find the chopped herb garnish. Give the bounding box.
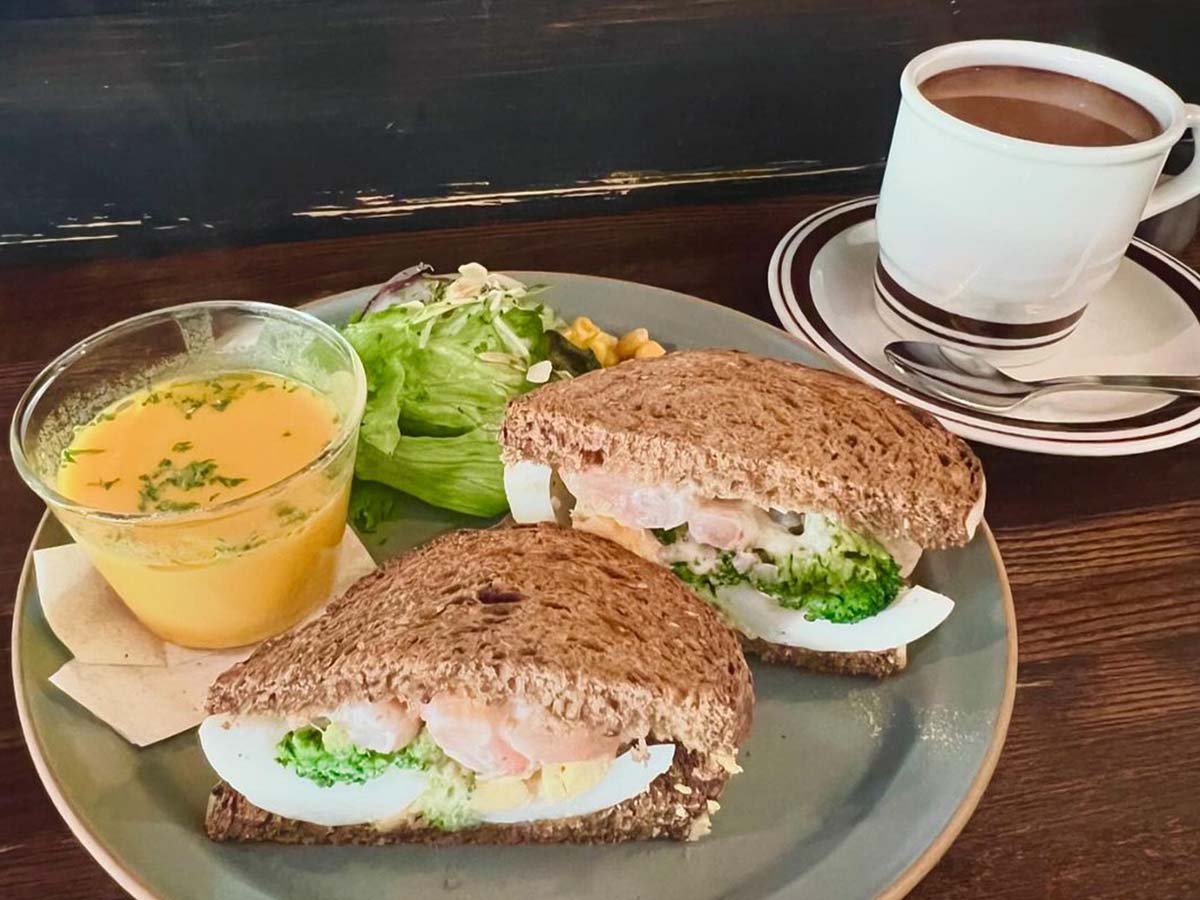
[154,499,200,513]
[169,459,217,489]
[172,441,193,453]
[86,477,120,490]
[136,457,246,511]
[281,430,292,437]
[216,535,266,555]
[60,447,106,465]
[275,504,308,526]
[254,381,275,391]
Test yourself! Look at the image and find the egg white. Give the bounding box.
[504,461,558,523]
[714,584,955,653]
[479,744,676,824]
[201,714,677,828]
[199,714,429,827]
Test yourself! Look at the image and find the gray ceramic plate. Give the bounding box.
[12,273,1016,900]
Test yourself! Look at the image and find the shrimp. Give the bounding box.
[501,701,620,765]
[329,699,421,753]
[420,694,532,778]
[561,469,690,529]
[686,500,768,550]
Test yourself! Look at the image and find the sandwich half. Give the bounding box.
[499,349,985,677]
[201,523,753,844]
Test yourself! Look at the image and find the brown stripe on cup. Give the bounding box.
[872,267,1079,351]
[874,260,1087,343]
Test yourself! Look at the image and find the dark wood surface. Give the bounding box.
[2,193,1199,898]
[4,1,1200,264]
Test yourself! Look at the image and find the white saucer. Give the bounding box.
[768,197,1200,456]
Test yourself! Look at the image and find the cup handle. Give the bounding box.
[1142,103,1200,221]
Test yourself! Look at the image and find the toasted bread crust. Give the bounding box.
[741,638,906,677]
[206,746,728,844]
[500,350,983,548]
[206,524,753,757]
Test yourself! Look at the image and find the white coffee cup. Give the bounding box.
[875,39,1200,365]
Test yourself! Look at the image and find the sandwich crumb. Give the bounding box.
[686,813,713,841]
[713,753,743,775]
[674,803,688,818]
[672,783,694,795]
[706,799,721,814]
[631,738,650,763]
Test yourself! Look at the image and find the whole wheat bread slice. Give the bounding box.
[500,349,984,547]
[740,638,906,677]
[207,745,727,844]
[206,524,753,758]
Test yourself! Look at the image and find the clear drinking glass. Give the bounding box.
[10,301,367,648]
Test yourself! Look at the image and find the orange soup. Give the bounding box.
[57,371,350,648]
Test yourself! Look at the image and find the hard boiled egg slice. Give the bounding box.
[714,584,954,653]
[504,461,558,523]
[478,744,676,824]
[199,714,429,827]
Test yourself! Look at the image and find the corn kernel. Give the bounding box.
[588,331,617,351]
[587,333,619,367]
[633,340,666,359]
[595,348,620,368]
[571,316,600,342]
[616,328,650,360]
[561,326,588,349]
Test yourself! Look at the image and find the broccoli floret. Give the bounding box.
[671,517,902,624]
[652,525,688,545]
[671,553,744,590]
[765,550,901,623]
[275,723,437,788]
[275,726,481,831]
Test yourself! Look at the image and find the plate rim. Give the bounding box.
[11,513,159,900]
[768,196,1200,456]
[12,273,1019,900]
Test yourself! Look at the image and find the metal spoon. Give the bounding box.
[883,341,1200,412]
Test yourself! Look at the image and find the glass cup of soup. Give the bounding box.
[10,301,367,649]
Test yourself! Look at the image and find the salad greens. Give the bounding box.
[343,264,576,523]
[662,515,902,624]
[275,723,442,788]
[275,725,481,831]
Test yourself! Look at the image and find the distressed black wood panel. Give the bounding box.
[2,0,1198,262]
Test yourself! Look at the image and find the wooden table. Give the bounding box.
[2,194,1198,899]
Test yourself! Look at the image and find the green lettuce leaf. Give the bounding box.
[347,479,408,533]
[341,272,561,523]
[354,430,508,519]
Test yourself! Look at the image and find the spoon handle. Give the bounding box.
[1036,374,1200,398]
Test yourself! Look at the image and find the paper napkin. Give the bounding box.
[35,526,376,746]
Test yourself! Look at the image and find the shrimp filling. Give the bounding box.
[237,695,666,831]
[559,469,909,626]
